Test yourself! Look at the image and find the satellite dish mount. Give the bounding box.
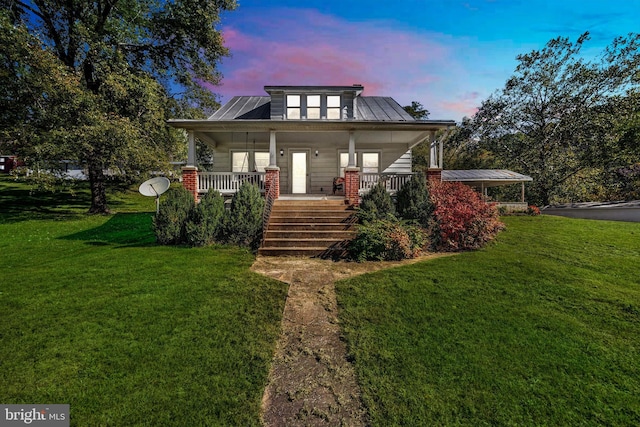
[139,177,171,214]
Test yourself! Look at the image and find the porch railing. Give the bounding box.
[359,173,414,195]
[198,172,266,194]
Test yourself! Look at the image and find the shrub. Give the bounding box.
[527,205,541,216]
[348,218,428,262]
[223,182,265,250]
[396,172,434,229]
[185,189,225,247]
[357,181,396,222]
[153,186,194,245]
[429,181,504,252]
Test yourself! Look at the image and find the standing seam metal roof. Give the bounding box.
[207,95,416,121]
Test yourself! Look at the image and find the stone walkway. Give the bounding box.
[252,255,446,426]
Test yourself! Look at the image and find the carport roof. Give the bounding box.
[442,169,533,187]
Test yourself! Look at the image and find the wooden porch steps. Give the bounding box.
[259,199,357,257]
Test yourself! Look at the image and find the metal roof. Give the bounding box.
[207,95,417,122]
[442,169,533,187]
[208,96,271,120]
[356,97,415,121]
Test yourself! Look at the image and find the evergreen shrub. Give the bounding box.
[185,189,225,246]
[223,182,265,250]
[396,172,433,229]
[357,181,395,222]
[153,186,194,245]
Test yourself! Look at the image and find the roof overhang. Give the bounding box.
[167,119,456,133]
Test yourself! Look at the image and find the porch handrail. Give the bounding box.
[198,172,266,194]
[359,173,414,194]
[262,178,278,245]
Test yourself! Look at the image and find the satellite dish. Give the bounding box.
[139,177,171,213]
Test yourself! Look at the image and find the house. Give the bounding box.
[168,84,456,206]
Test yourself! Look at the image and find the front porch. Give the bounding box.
[192,170,418,202]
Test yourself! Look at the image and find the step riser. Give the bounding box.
[258,248,348,257]
[274,200,347,206]
[265,231,355,239]
[263,239,351,248]
[270,211,355,218]
[268,216,356,224]
[268,224,355,231]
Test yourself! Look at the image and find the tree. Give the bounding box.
[474,32,640,205]
[0,1,236,213]
[403,101,430,120]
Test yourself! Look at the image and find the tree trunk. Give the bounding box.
[88,162,110,214]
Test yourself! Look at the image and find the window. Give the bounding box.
[232,152,249,172]
[287,95,300,119]
[327,95,341,119]
[362,153,379,173]
[254,152,270,172]
[307,95,321,119]
[339,152,357,177]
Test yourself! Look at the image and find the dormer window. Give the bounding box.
[307,95,321,119]
[327,95,341,119]
[287,95,301,119]
[285,93,343,120]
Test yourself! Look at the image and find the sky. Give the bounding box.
[212,0,640,121]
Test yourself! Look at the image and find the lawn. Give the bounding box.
[0,177,288,426]
[337,215,640,426]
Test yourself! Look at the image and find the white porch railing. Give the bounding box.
[359,173,414,195]
[198,172,266,194]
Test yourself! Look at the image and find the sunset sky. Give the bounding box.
[213,0,640,121]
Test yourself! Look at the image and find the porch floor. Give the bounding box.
[278,194,346,201]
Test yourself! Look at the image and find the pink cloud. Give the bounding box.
[214,8,450,104]
[438,92,481,118]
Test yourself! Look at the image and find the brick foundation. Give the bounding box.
[427,168,442,182]
[181,166,198,201]
[344,168,360,206]
[265,167,280,199]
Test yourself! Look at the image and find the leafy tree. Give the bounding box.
[0,1,236,213]
[403,101,430,120]
[474,32,640,205]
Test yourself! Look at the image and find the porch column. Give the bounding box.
[268,130,278,168]
[427,131,443,182]
[348,131,356,167]
[182,131,199,201]
[187,131,197,167]
[345,131,360,205]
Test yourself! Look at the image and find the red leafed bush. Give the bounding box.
[429,181,504,252]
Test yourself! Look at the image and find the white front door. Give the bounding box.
[291,151,307,194]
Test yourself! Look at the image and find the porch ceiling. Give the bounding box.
[169,119,455,147]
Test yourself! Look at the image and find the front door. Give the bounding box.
[291,151,307,194]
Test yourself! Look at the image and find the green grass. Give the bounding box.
[337,215,640,426]
[0,177,288,426]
